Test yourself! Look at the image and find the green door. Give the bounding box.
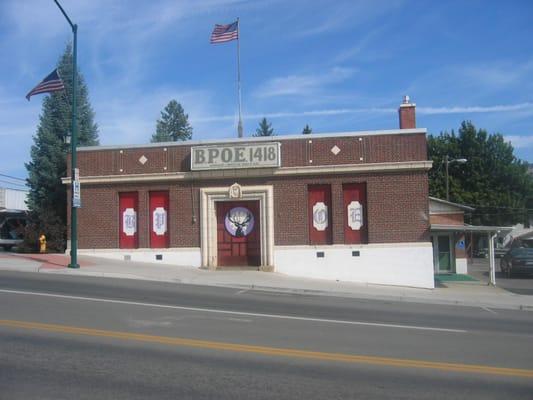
[438,235,452,272]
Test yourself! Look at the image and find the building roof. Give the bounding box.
[429,197,475,212]
[430,224,513,233]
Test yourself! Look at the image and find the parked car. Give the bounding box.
[500,238,533,277]
[494,245,509,258]
[0,210,27,251]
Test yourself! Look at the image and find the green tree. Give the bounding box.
[428,121,533,226]
[151,100,192,142]
[302,124,312,134]
[253,117,274,137]
[25,44,99,251]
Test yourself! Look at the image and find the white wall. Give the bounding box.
[0,188,28,211]
[455,258,468,274]
[78,243,435,289]
[275,243,435,289]
[78,248,201,267]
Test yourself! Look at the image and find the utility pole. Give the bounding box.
[54,0,79,268]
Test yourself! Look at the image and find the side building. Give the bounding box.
[0,187,29,250]
[65,98,435,288]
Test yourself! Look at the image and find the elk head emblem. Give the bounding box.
[225,207,254,237]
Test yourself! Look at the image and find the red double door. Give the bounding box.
[216,201,260,266]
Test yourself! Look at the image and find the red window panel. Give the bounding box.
[119,192,139,249]
[343,183,368,244]
[308,185,332,245]
[149,191,169,248]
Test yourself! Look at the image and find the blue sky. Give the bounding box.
[1,0,532,188]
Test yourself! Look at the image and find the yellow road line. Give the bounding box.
[1,319,532,379]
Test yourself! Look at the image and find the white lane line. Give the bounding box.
[481,306,498,315]
[0,289,466,333]
[227,318,253,323]
[235,289,249,295]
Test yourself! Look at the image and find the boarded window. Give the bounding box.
[119,192,139,249]
[308,185,332,245]
[343,183,368,244]
[149,191,169,248]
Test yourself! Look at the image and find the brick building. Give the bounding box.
[65,97,436,288]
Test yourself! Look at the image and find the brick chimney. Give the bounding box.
[398,95,416,129]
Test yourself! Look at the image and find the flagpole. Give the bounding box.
[237,18,243,138]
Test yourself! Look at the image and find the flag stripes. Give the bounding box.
[210,21,238,44]
[26,69,65,101]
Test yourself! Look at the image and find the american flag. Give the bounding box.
[210,21,238,44]
[26,68,65,101]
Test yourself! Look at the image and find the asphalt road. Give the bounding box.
[470,258,533,296]
[1,271,532,399]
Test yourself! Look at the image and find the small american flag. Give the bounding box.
[26,68,65,101]
[210,20,238,44]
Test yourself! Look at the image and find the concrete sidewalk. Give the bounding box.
[1,251,533,311]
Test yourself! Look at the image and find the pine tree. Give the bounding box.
[151,100,193,142]
[253,117,274,137]
[25,44,99,251]
[302,124,312,134]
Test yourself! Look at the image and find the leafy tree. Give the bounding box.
[302,124,312,134]
[428,121,533,226]
[253,117,274,137]
[151,100,192,142]
[25,44,99,251]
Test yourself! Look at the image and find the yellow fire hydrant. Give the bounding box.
[39,234,47,253]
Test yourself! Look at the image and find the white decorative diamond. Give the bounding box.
[139,155,148,165]
[331,145,341,155]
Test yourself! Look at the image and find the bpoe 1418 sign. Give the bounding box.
[191,142,281,171]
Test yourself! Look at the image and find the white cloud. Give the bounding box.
[293,0,404,37]
[333,27,389,63]
[0,93,39,177]
[461,60,533,90]
[418,103,533,115]
[196,107,393,122]
[505,135,533,150]
[255,67,356,98]
[93,87,218,145]
[195,102,533,122]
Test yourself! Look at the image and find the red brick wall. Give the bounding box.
[429,213,464,226]
[71,171,429,248]
[399,106,416,129]
[70,133,427,177]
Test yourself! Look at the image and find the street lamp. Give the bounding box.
[54,0,79,269]
[444,155,467,201]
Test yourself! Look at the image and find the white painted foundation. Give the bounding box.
[78,242,435,289]
[78,248,201,267]
[275,243,435,289]
[455,258,468,274]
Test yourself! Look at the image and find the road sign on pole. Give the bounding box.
[73,179,81,208]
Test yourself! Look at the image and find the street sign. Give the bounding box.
[73,180,81,208]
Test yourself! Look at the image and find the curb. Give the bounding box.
[37,267,533,312]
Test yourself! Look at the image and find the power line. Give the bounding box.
[0,173,26,182]
[0,179,28,188]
